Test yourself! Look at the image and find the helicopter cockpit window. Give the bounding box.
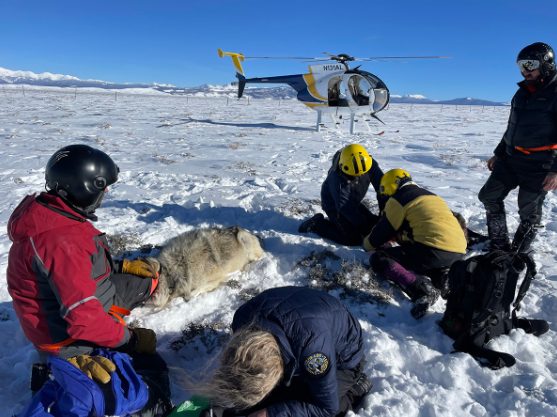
[347,76,371,106]
[373,88,389,112]
[361,74,389,112]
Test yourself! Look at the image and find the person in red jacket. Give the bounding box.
[7,145,158,362]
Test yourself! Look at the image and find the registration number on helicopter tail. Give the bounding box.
[309,64,345,73]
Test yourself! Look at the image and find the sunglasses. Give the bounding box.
[517,59,540,73]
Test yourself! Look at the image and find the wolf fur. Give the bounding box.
[145,226,264,308]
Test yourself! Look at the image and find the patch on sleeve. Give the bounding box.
[304,353,330,377]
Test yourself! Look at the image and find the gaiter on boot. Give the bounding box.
[486,212,511,251]
[511,220,538,253]
[382,262,417,287]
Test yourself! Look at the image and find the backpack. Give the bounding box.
[17,350,149,417]
[439,250,537,369]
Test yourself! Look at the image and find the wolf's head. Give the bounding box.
[237,228,264,262]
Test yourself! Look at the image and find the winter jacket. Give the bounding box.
[494,74,557,171]
[7,192,130,359]
[232,286,364,417]
[321,151,384,226]
[363,183,467,254]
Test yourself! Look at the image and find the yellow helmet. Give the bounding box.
[338,144,372,176]
[380,169,412,196]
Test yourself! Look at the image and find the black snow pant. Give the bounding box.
[313,205,380,246]
[478,154,550,226]
[370,243,463,286]
[240,357,370,417]
[111,272,155,311]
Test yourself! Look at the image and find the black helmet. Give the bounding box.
[517,42,556,77]
[45,144,119,214]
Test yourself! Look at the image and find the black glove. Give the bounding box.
[120,328,157,355]
[350,372,373,397]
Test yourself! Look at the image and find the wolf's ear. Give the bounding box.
[237,229,252,248]
[141,257,160,273]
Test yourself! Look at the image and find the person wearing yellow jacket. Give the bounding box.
[364,169,467,319]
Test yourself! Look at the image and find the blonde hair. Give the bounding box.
[193,327,284,409]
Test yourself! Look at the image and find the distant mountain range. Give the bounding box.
[0,67,509,106]
[0,67,174,89]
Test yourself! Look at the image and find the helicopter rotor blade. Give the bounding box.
[356,56,452,60]
[360,60,407,63]
[242,56,323,60]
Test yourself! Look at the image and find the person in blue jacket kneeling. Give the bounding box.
[198,286,372,417]
[298,144,385,246]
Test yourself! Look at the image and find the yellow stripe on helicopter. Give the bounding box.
[303,67,328,101]
[217,49,245,76]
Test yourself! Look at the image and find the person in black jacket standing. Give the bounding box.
[479,42,557,253]
[298,144,384,246]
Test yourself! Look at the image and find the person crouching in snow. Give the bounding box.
[7,144,169,395]
[364,169,467,319]
[298,144,384,246]
[194,286,372,417]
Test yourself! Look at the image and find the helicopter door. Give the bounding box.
[343,74,372,110]
[327,76,349,107]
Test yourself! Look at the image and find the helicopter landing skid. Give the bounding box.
[315,110,341,132]
[316,110,372,134]
[348,113,372,134]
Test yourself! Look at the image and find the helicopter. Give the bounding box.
[217,49,450,133]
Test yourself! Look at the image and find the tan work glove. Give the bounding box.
[121,259,156,278]
[130,328,157,355]
[67,355,116,384]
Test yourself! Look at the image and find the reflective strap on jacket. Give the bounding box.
[35,337,77,352]
[109,305,131,326]
[515,144,557,154]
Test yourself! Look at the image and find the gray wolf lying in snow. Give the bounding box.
[145,226,264,308]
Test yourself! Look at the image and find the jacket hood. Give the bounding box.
[7,192,87,243]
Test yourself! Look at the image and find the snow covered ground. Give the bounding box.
[0,88,555,416]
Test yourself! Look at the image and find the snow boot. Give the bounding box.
[511,220,538,253]
[403,275,440,320]
[515,318,549,337]
[428,267,451,300]
[486,212,511,251]
[298,213,324,233]
[510,220,538,271]
[436,269,451,300]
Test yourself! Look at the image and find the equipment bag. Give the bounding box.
[17,350,149,417]
[439,250,537,369]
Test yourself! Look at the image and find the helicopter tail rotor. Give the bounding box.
[217,49,246,77]
[218,49,248,98]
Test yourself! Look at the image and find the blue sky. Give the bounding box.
[0,0,556,101]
